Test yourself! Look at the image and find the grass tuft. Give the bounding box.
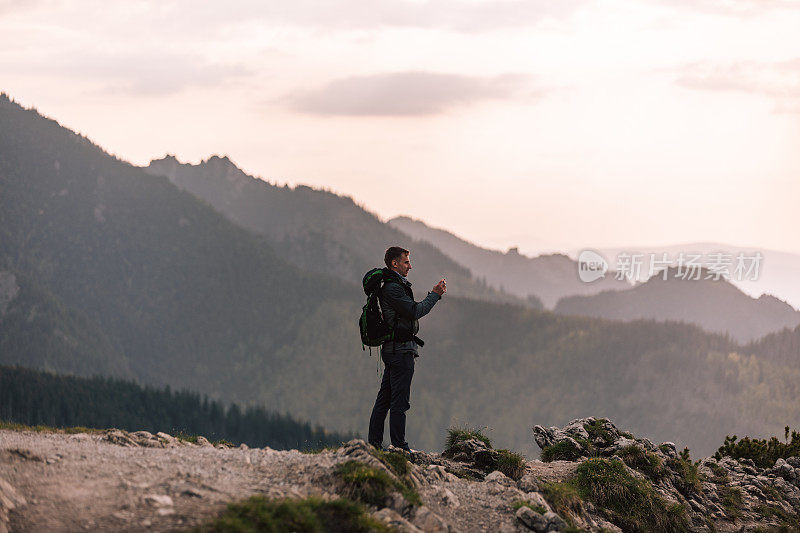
[512,500,546,514]
[617,445,666,480]
[541,440,584,462]
[540,480,583,518]
[720,486,743,519]
[192,495,389,532]
[666,450,703,496]
[496,449,527,480]
[333,460,421,507]
[446,425,491,449]
[584,418,615,446]
[574,458,689,533]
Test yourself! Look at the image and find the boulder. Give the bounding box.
[410,505,449,532]
[373,508,423,533]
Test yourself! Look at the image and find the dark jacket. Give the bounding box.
[379,269,442,357]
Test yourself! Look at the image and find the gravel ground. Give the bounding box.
[0,429,579,532]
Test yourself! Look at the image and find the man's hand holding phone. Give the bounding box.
[432,278,446,296]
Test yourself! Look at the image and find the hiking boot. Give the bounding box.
[388,444,416,456]
[369,441,387,452]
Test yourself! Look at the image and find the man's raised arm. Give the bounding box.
[383,282,442,320]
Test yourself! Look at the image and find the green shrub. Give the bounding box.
[333,460,421,507]
[584,418,615,446]
[497,449,527,480]
[370,449,410,477]
[574,458,689,533]
[721,486,743,519]
[193,495,389,532]
[667,448,703,495]
[446,425,492,449]
[175,431,199,444]
[540,480,583,518]
[541,440,584,462]
[714,427,800,469]
[617,445,666,480]
[706,462,730,484]
[512,500,546,514]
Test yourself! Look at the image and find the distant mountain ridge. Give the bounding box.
[388,215,629,308]
[3,92,800,458]
[554,266,800,343]
[580,243,800,311]
[145,155,537,309]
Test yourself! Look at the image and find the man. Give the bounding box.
[368,246,446,452]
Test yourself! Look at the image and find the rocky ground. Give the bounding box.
[1,418,799,532]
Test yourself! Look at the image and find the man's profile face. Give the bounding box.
[392,252,412,277]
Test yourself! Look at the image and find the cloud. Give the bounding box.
[674,59,800,113]
[1,51,250,96]
[285,71,538,116]
[0,0,46,15]
[658,0,800,17]
[160,0,590,33]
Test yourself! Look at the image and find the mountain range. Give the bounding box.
[2,92,799,458]
[555,266,800,343]
[388,215,629,308]
[145,155,535,309]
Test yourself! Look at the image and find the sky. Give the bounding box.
[2,0,799,256]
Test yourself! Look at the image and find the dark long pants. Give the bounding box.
[368,352,415,448]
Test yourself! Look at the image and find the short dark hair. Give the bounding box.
[384,246,409,269]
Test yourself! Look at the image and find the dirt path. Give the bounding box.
[1,429,578,532]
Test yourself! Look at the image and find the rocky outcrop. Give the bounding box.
[3,421,800,532]
[533,417,800,532]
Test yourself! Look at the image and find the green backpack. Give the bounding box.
[359,268,397,351]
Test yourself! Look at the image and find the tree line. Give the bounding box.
[0,365,355,450]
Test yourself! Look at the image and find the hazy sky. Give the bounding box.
[2,0,799,256]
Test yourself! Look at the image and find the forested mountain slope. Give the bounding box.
[2,93,799,457]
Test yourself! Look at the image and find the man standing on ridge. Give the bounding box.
[368,246,446,453]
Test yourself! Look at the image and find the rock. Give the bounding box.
[7,448,44,462]
[143,494,173,508]
[516,506,548,532]
[772,458,795,480]
[387,492,413,517]
[432,486,460,508]
[196,436,214,448]
[131,431,161,447]
[425,465,449,482]
[659,442,678,458]
[373,508,423,533]
[786,457,800,468]
[524,492,550,512]
[103,429,139,447]
[181,488,203,498]
[517,473,540,493]
[543,511,567,531]
[604,437,638,456]
[411,505,449,532]
[562,419,590,441]
[156,432,178,447]
[532,426,555,450]
[486,470,513,485]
